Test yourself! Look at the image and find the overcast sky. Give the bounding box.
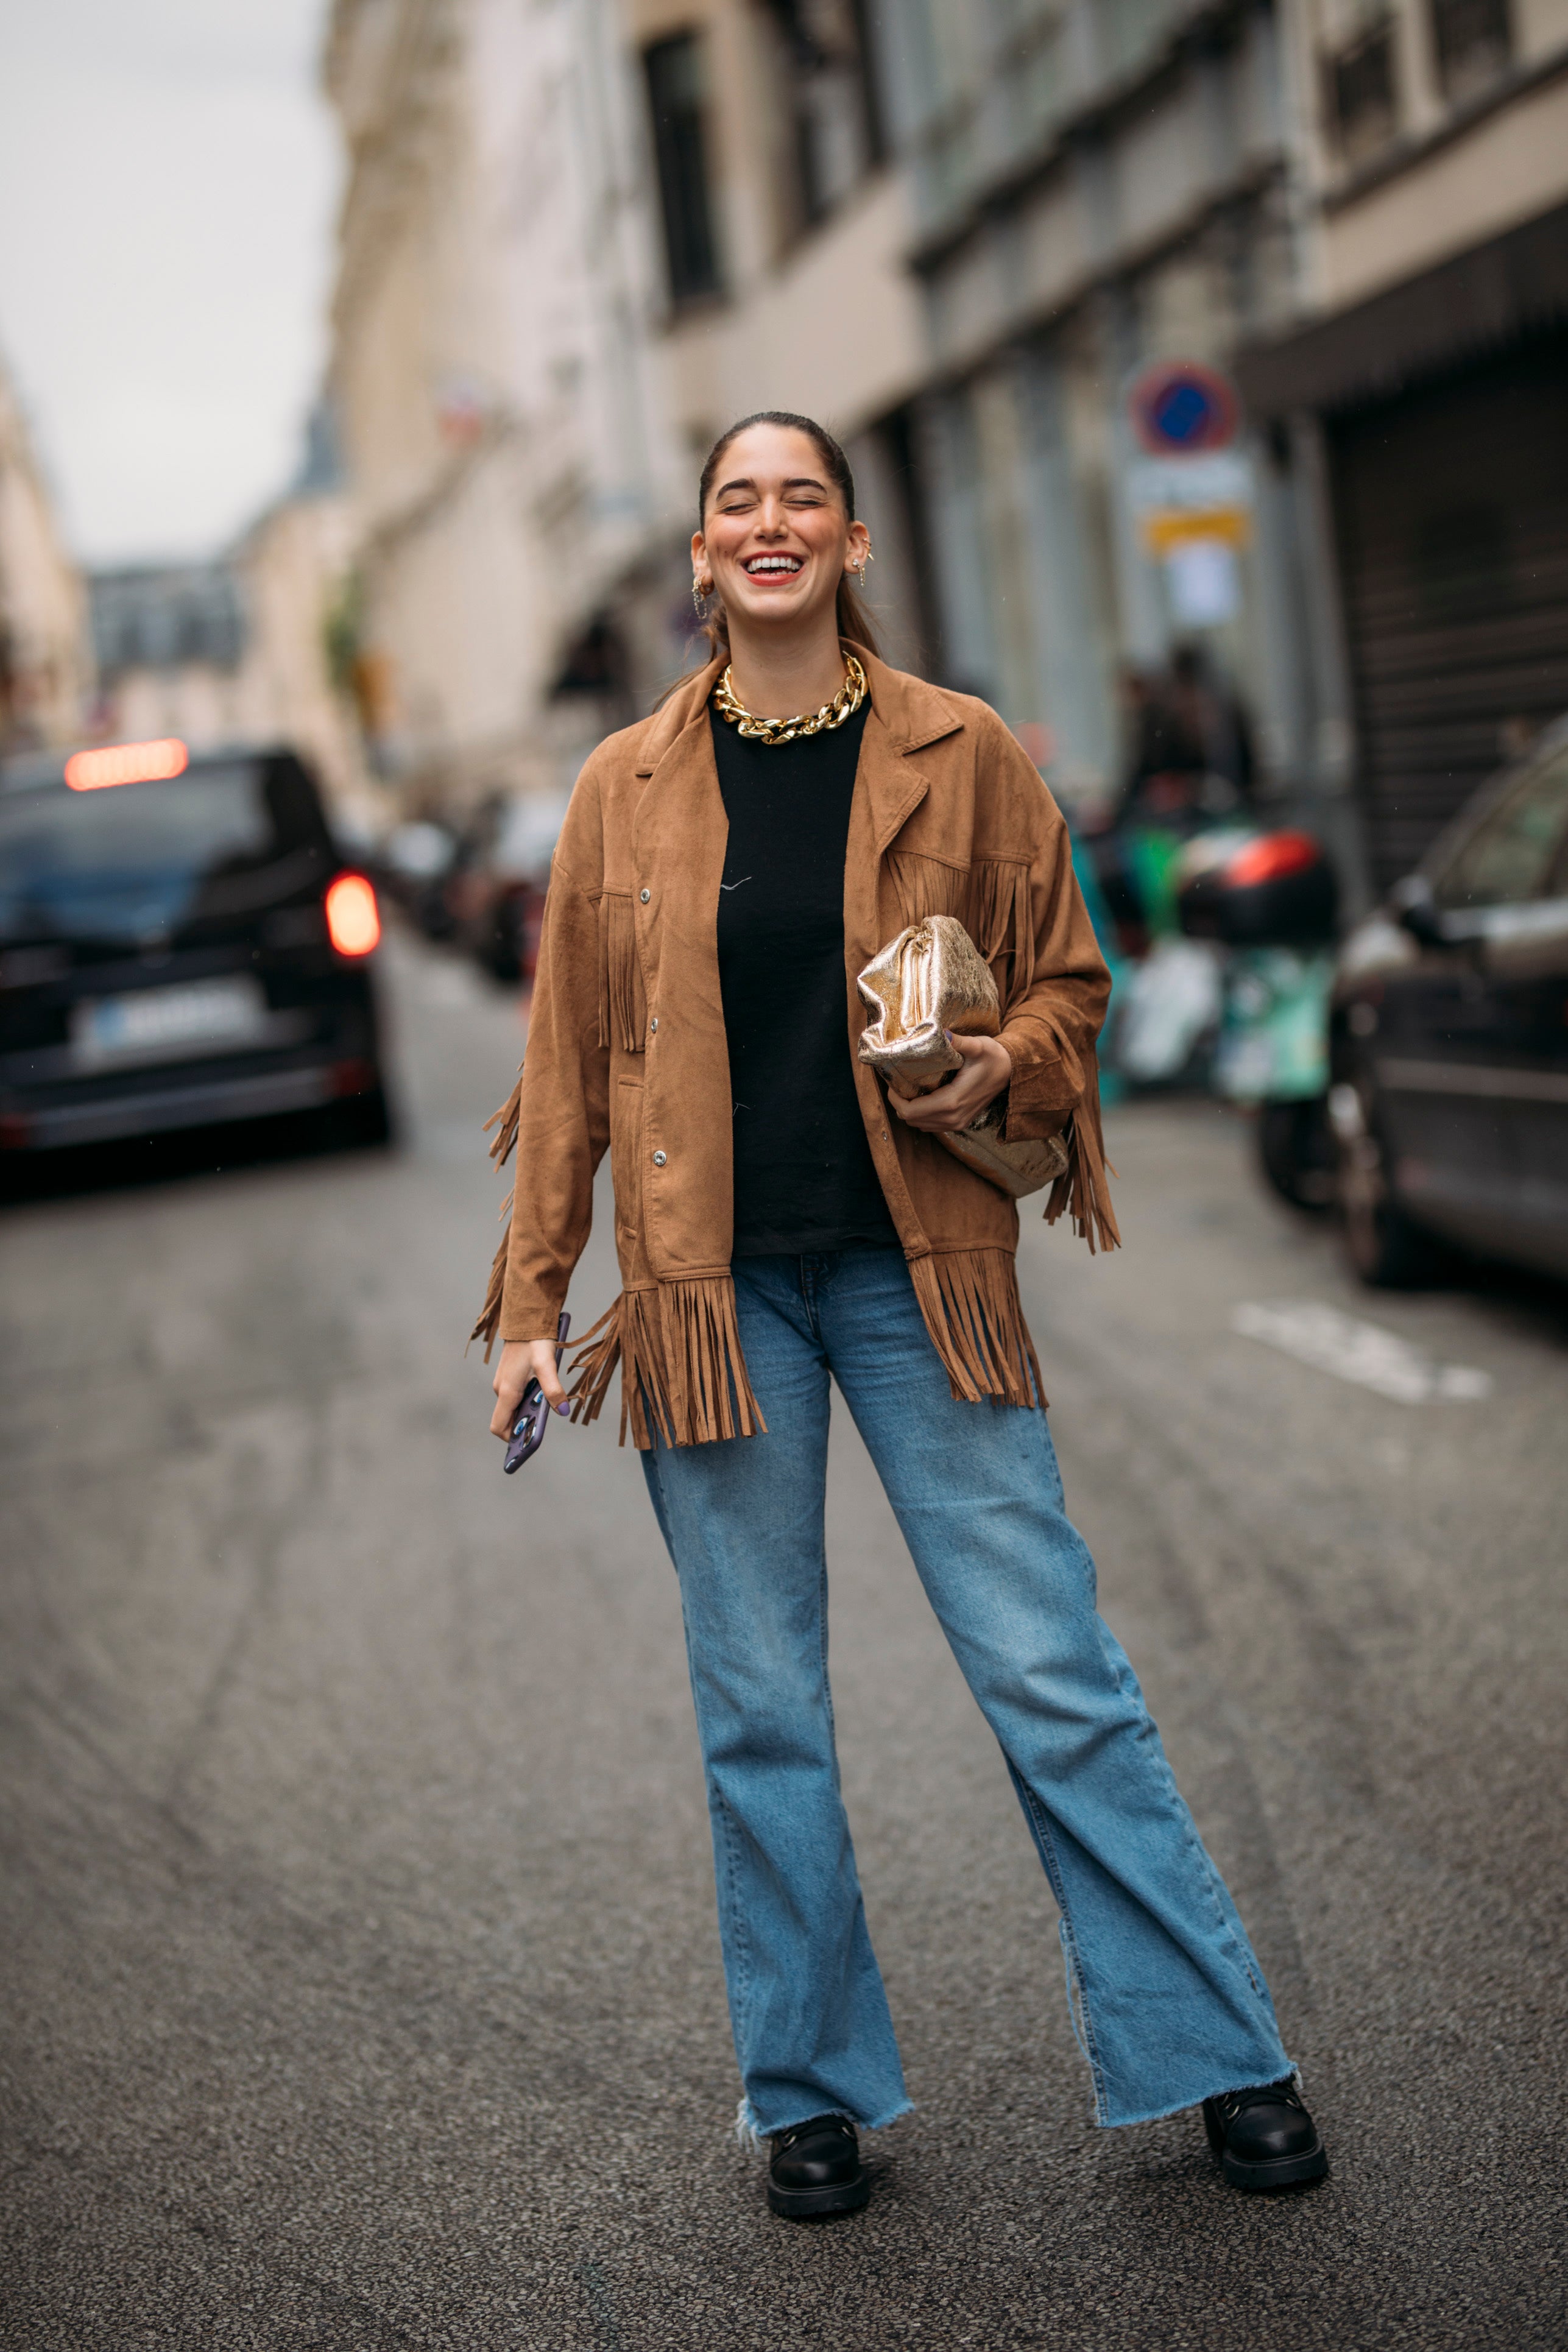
[0,0,339,567]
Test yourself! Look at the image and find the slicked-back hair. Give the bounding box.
[694,410,881,662]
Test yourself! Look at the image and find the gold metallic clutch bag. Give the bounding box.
[856,915,1068,1199]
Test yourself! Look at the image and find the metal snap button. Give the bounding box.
[640,888,650,903]
[649,1017,658,1032]
[652,1150,666,1166]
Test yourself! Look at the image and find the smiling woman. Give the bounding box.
[690,409,878,721]
[478,409,1327,2220]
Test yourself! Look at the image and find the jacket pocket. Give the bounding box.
[888,850,965,929]
[886,851,1034,1009]
[610,1073,644,1250]
[598,891,648,1052]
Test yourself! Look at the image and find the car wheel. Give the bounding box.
[320,1083,394,1152]
[351,1084,394,1148]
[1257,1097,1336,1212]
[1328,1076,1438,1285]
[484,934,523,984]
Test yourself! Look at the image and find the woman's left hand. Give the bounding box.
[888,1033,1012,1134]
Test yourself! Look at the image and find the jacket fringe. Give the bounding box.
[886,853,1035,1010]
[467,1068,525,1360]
[596,917,611,1051]
[908,1247,1042,1409]
[567,1279,767,1449]
[1043,1054,1121,1254]
[606,896,646,1053]
[484,1068,523,1171]
[968,856,1034,1003]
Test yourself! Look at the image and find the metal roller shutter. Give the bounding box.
[1329,330,1568,893]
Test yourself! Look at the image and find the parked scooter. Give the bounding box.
[1081,812,1229,1088]
[1175,828,1338,1208]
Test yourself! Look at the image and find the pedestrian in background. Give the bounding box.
[479,411,1327,2217]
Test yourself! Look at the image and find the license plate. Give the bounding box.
[71,976,270,1068]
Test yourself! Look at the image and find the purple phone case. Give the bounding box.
[503,1311,571,1473]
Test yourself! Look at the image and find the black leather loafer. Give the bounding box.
[766,2113,869,2219]
[1203,2077,1328,2191]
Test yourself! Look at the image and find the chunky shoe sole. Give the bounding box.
[766,2170,871,2220]
[1204,2104,1329,2191]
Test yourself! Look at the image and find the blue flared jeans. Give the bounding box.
[640,1247,1291,2137]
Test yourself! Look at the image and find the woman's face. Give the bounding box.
[693,423,869,639]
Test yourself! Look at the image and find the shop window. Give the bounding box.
[1320,17,1399,166]
[1429,0,1513,104]
[644,32,722,305]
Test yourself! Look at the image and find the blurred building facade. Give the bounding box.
[89,562,250,748]
[322,0,687,814]
[866,0,1333,813]
[599,0,930,677]
[0,352,90,754]
[232,406,380,825]
[1239,0,1568,888]
[317,0,1568,895]
[88,412,376,825]
[319,0,1346,824]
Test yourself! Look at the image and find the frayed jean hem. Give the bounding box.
[1096,2061,1299,2130]
[734,2094,915,2148]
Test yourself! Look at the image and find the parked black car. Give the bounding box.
[1330,717,1568,1282]
[0,739,391,1163]
[443,789,567,986]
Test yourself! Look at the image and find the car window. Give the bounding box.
[1432,746,1568,911]
[0,758,330,945]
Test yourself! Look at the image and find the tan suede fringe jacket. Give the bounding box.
[472,647,1118,1447]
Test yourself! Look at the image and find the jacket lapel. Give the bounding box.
[843,647,966,973]
[841,651,969,1252]
[630,662,735,1280]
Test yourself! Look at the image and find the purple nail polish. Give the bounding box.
[556,1401,571,1416]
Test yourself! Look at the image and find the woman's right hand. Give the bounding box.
[489,1336,571,1440]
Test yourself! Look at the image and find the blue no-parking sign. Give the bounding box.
[1128,361,1240,454]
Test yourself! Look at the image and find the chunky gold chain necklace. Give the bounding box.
[713,654,867,746]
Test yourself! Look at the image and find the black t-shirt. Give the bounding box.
[710,698,897,1257]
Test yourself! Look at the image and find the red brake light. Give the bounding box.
[65,738,188,791]
[1224,831,1320,889]
[325,872,381,956]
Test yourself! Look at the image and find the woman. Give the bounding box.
[479,412,1326,2218]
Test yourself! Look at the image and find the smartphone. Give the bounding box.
[502,1311,571,1473]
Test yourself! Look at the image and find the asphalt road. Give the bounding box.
[2,930,1564,2351]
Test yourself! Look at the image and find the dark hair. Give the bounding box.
[695,409,881,661]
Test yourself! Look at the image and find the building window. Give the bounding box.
[1429,0,1513,103]
[762,0,885,233]
[1320,16,1398,166]
[644,33,722,305]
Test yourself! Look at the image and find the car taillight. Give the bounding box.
[65,738,188,791]
[1224,831,1321,889]
[325,872,381,956]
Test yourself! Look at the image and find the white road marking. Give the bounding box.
[1231,1301,1494,1405]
